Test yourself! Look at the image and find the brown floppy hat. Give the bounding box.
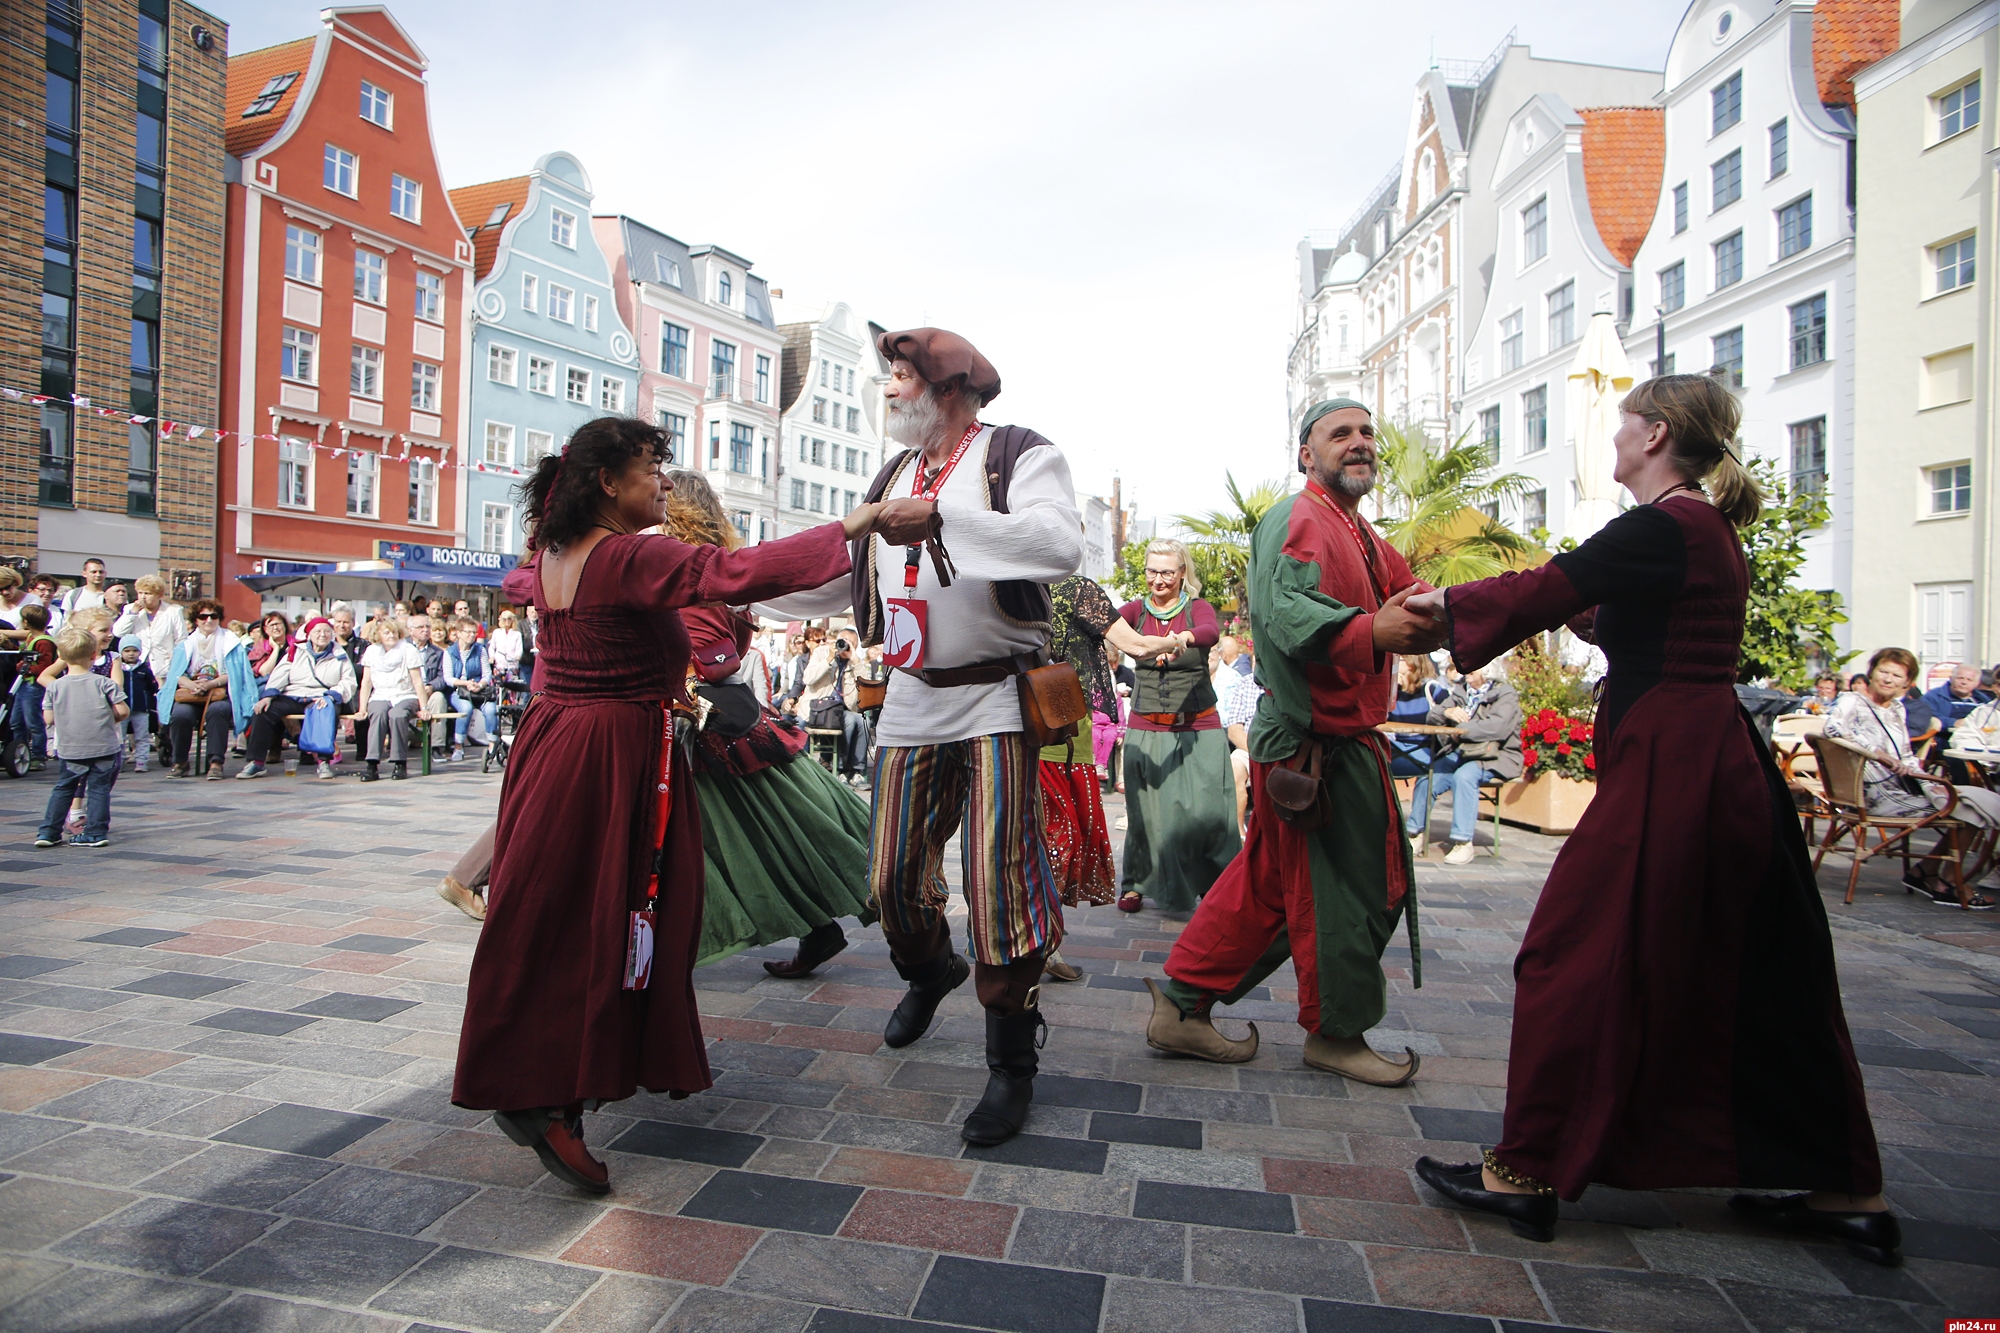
[877,327,1000,406]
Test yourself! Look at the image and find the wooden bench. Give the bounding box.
[805,727,842,771]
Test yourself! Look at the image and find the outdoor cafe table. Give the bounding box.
[1375,720,1467,794]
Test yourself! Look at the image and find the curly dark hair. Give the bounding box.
[516,416,673,553]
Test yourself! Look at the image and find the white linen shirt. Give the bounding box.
[760,427,1083,747]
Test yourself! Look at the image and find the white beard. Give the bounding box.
[1336,469,1376,498]
[885,392,944,448]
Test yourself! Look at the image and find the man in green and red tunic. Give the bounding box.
[1143,398,1447,1085]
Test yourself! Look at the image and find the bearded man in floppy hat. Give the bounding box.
[1142,398,1448,1086]
[760,327,1083,1145]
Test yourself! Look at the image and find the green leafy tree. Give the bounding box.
[1111,539,1234,612]
[1738,459,1854,688]
[1171,474,1288,616]
[1371,420,1541,586]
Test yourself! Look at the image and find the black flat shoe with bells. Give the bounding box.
[1415,1156,1558,1242]
[1729,1192,1902,1265]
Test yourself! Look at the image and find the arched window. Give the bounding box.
[1417,150,1436,206]
[718,272,732,306]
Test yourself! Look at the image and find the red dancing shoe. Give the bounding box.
[495,1109,610,1195]
[1118,890,1143,913]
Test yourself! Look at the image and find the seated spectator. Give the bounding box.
[1387,655,1448,778]
[356,617,431,781]
[443,616,496,762]
[489,609,524,681]
[240,615,355,781]
[1847,673,1868,693]
[156,599,255,780]
[1409,665,1523,865]
[116,634,158,772]
[1923,663,1993,728]
[11,603,56,769]
[1217,652,1263,836]
[1904,687,1938,742]
[1792,674,1840,715]
[251,611,291,678]
[1826,647,2000,909]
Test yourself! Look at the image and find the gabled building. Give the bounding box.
[595,216,781,543]
[450,152,639,555]
[5,0,230,593]
[1849,0,1992,667]
[775,302,882,538]
[215,6,474,619]
[1462,99,1664,543]
[1621,0,1874,614]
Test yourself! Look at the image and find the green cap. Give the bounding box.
[1297,397,1370,447]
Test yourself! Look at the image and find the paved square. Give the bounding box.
[0,758,1995,1331]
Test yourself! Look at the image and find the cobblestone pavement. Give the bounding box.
[0,756,1996,1333]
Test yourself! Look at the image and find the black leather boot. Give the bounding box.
[1415,1156,1558,1242]
[961,1005,1047,1146]
[1729,1193,1902,1265]
[883,950,970,1048]
[764,921,849,979]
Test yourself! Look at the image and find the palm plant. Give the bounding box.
[1371,420,1540,586]
[1174,473,1288,615]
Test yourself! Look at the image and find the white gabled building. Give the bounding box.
[1621,0,1867,615]
[775,302,883,538]
[1462,98,1664,543]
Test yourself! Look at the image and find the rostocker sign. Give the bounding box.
[373,541,519,580]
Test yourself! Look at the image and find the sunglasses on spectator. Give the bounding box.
[195,612,218,620]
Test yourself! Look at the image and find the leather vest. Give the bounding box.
[1135,639,1216,717]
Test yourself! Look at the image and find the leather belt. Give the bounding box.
[1137,707,1217,728]
[895,651,1041,690]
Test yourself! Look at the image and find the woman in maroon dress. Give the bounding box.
[452,417,923,1193]
[1406,376,1897,1263]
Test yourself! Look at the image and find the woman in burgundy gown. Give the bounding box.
[1406,376,1897,1264]
[452,417,923,1193]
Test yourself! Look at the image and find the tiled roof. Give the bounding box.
[448,177,531,280]
[224,38,315,158]
[1814,0,1900,108]
[1579,107,1665,268]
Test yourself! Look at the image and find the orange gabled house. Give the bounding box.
[216,6,473,619]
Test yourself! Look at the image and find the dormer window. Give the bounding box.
[243,72,297,118]
[718,272,732,306]
[654,254,681,288]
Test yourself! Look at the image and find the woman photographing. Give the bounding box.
[1403,375,1897,1263]
[452,416,932,1195]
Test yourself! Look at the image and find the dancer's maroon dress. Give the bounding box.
[453,526,850,1111]
[1445,493,1881,1200]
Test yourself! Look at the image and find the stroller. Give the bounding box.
[482,680,532,774]
[0,650,26,778]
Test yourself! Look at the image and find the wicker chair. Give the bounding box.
[1773,715,1828,838]
[1805,733,1981,905]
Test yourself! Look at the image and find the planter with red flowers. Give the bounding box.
[1497,708,1598,835]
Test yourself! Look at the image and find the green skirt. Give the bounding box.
[1120,726,1242,912]
[694,754,874,966]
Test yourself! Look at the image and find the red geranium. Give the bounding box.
[1584,753,1595,771]
[1556,743,1571,755]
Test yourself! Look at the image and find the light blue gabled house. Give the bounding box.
[451,151,640,556]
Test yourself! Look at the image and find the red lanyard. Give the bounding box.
[903,423,981,589]
[1304,478,1390,600]
[642,701,674,908]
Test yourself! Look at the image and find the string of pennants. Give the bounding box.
[0,385,524,475]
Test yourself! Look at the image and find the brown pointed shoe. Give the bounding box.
[1303,1032,1420,1087]
[1143,977,1257,1063]
[437,876,486,921]
[540,1117,610,1194]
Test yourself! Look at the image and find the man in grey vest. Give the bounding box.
[761,327,1082,1148]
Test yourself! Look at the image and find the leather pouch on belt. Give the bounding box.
[1018,661,1087,748]
[1265,737,1331,830]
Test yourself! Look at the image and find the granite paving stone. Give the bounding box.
[914,1256,1106,1333]
[181,1293,407,1333]
[368,1245,601,1333]
[730,1231,933,1314]
[0,1033,87,1065]
[0,1265,229,1333]
[51,1195,274,1276]
[203,1218,436,1304]
[547,1273,688,1333]
[276,1163,479,1234]
[211,1103,389,1158]
[679,1169,862,1234]
[2,1125,203,1185]
[560,1209,761,1285]
[1100,1277,1303,1333]
[1133,1180,1296,1233]
[960,1132,1108,1175]
[0,1176,136,1249]
[665,1287,814,1332]
[135,1143,339,1209]
[610,1120,766,1168]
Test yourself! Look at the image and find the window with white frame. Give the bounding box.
[1712,70,1742,134]
[711,339,736,396]
[660,323,689,377]
[359,81,391,128]
[812,397,827,424]
[847,368,855,393]
[846,406,860,433]
[1788,294,1826,369]
[1521,196,1548,265]
[718,272,732,305]
[522,272,539,314]
[1712,326,1745,387]
[583,295,598,332]
[1714,231,1744,288]
[389,174,420,223]
[1789,417,1826,494]
[1931,463,1972,514]
[756,354,771,404]
[1933,234,1976,294]
[1712,148,1742,209]
[483,421,515,467]
[1521,488,1547,534]
[1672,182,1688,234]
[481,502,514,554]
[524,429,554,463]
[323,144,357,196]
[1778,195,1812,258]
[346,449,378,516]
[809,483,824,512]
[600,377,625,412]
[1500,311,1524,372]
[281,326,317,382]
[1938,77,1981,140]
[284,225,321,283]
[349,345,381,399]
[1477,406,1500,455]
[845,447,860,474]
[1768,119,1788,177]
[659,412,687,455]
[278,437,311,508]
[1659,261,1685,313]
[790,479,806,509]
[414,270,443,322]
[353,250,385,304]
[566,366,590,403]
[729,422,753,474]
[411,360,439,410]
[810,438,826,466]
[408,456,436,523]
[549,207,576,248]
[1521,385,1548,454]
[547,283,574,323]
[488,344,518,385]
[526,355,554,395]
[819,359,829,388]
[1547,281,1576,348]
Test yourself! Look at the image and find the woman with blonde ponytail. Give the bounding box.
[1398,375,1898,1262]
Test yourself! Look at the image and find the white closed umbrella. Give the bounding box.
[1566,310,1635,541]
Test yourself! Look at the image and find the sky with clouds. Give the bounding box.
[218,1,1691,527]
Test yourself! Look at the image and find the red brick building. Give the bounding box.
[216,6,472,618]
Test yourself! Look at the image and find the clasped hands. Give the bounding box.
[1374,584,1451,655]
[841,498,939,546]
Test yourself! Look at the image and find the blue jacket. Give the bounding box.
[156,630,257,732]
[1922,681,1993,726]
